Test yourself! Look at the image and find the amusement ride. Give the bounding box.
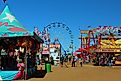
[42,22,74,56]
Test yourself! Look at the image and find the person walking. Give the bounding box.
[72,56,76,67]
[60,55,68,68]
[79,58,83,67]
[63,57,69,68]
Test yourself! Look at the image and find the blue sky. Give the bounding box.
[0,0,121,51]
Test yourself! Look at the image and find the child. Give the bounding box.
[14,59,25,80]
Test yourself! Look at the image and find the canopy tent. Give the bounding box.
[0,5,40,39]
[0,5,44,80]
[0,5,44,43]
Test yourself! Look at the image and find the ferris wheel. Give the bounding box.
[42,22,74,53]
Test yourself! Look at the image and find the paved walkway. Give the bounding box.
[22,64,121,81]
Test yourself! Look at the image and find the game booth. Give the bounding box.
[92,26,121,66]
[79,27,121,65]
[0,5,44,80]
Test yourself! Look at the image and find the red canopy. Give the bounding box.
[76,48,87,52]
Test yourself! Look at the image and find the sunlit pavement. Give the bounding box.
[16,64,121,81]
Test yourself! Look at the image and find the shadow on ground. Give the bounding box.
[26,70,47,80]
[33,70,47,78]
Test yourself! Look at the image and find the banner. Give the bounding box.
[101,39,121,48]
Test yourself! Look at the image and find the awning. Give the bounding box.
[76,48,87,52]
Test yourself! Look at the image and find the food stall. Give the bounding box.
[0,5,44,80]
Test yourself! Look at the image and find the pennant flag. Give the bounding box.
[42,27,50,42]
[103,26,108,29]
[34,27,39,34]
[37,31,41,36]
[96,26,101,30]
[109,26,113,30]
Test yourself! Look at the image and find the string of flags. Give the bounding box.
[93,26,121,36]
[34,27,50,42]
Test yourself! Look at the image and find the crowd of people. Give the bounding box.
[94,53,117,66]
[59,55,84,68]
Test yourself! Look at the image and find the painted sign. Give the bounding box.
[100,39,121,48]
[49,44,60,48]
[80,30,89,34]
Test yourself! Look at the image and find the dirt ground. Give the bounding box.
[16,64,121,81]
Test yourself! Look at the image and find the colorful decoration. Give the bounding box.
[8,27,27,32]
[0,4,44,81]
[0,5,35,37]
[0,5,27,31]
[94,26,121,36]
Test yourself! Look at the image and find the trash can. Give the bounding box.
[45,63,51,73]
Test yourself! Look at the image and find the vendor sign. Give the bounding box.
[95,49,121,52]
[101,39,121,48]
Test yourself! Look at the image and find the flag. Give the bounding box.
[3,0,7,3]
[34,27,39,34]
[109,26,113,30]
[113,26,118,30]
[96,26,101,30]
[42,27,50,42]
[37,31,42,36]
[103,26,108,29]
